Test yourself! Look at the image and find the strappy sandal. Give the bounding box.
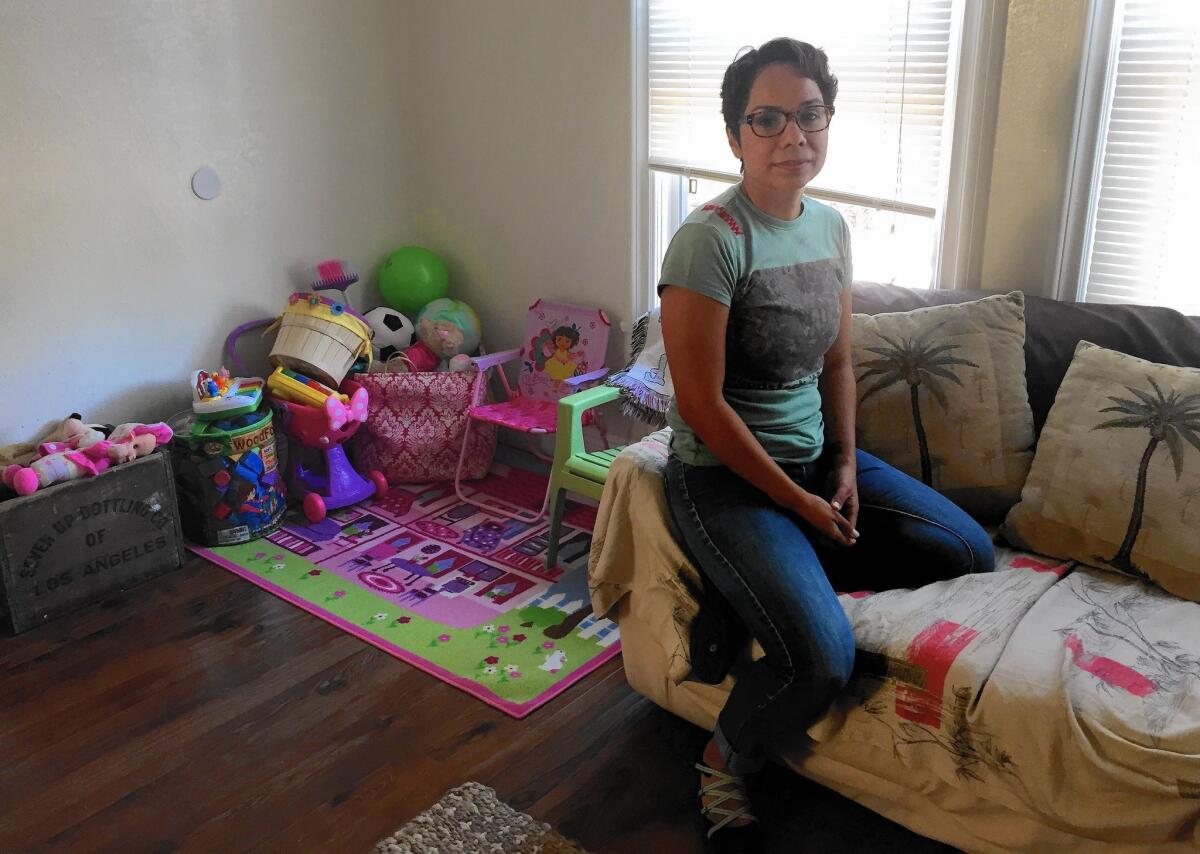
[696,762,763,851]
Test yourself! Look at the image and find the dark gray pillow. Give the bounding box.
[851,282,1200,435]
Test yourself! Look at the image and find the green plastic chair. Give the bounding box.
[546,384,626,570]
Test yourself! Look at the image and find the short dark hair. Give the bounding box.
[720,38,838,143]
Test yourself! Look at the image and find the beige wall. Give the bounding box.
[0,0,417,445]
[406,0,636,378]
[980,0,1089,296]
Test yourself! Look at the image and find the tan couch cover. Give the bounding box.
[591,431,1200,853]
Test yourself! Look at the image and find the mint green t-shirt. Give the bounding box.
[658,184,852,466]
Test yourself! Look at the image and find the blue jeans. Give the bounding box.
[664,448,994,774]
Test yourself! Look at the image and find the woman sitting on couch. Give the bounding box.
[657,37,995,850]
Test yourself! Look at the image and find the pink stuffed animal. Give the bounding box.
[33,417,107,456]
[104,422,172,466]
[3,420,172,496]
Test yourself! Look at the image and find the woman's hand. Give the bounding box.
[826,456,860,537]
[789,490,858,547]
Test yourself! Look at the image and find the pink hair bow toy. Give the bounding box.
[325,387,369,431]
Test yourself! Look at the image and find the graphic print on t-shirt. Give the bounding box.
[726,257,843,386]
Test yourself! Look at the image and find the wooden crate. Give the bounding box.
[0,451,185,634]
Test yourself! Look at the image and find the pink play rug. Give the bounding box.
[188,463,619,718]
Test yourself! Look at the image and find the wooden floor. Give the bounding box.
[0,556,951,853]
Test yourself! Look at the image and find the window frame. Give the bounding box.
[1053,0,1121,304]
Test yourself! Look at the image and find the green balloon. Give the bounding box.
[378,246,450,316]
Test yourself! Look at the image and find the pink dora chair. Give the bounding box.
[454,299,611,520]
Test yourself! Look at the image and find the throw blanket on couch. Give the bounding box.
[589,430,1200,851]
[607,309,674,427]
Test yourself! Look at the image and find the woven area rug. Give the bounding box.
[374,782,591,853]
[189,463,619,718]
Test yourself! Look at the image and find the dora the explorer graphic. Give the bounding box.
[532,323,586,381]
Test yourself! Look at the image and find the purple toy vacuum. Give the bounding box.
[268,377,387,523]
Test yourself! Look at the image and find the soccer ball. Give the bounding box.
[364,306,414,361]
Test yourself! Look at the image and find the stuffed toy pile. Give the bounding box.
[2,416,172,496]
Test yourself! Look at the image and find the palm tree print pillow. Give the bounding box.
[1002,342,1200,602]
[852,292,1035,520]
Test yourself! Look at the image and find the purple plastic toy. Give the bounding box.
[269,377,387,522]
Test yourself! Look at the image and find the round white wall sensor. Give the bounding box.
[191,166,221,200]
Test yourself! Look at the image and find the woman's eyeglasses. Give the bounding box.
[743,105,835,138]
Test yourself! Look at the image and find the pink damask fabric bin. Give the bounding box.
[353,372,496,484]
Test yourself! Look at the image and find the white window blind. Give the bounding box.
[1077,0,1200,313]
[648,0,954,215]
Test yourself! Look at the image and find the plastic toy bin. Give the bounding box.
[167,405,287,547]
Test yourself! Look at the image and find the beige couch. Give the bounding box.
[586,286,1200,853]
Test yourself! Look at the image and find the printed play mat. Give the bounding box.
[189,464,618,718]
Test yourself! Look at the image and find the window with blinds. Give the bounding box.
[1074,1,1200,314]
[646,0,958,292]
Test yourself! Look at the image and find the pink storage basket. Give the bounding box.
[353,372,496,484]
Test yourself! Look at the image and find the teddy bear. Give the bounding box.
[394,298,481,373]
[2,420,172,496]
